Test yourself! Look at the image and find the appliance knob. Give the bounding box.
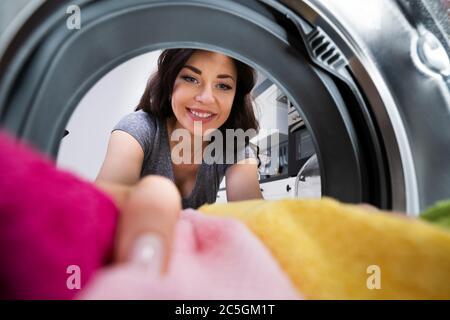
[416,29,450,76]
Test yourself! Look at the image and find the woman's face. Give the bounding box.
[171,50,237,136]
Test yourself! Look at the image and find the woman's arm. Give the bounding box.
[95,130,144,186]
[225,158,264,201]
[95,130,182,273]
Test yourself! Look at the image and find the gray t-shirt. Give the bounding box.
[112,110,257,209]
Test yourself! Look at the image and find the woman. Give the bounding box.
[96,49,263,210]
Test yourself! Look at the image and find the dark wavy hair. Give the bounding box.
[136,49,259,133]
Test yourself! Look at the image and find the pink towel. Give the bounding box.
[79,209,300,300]
[0,130,119,299]
[0,130,299,299]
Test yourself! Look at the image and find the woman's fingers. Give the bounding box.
[114,175,182,274]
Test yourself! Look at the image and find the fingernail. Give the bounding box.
[129,233,163,273]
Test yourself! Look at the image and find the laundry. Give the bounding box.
[0,131,119,299]
[0,130,299,300]
[420,200,450,231]
[78,209,300,300]
[1,129,450,300]
[199,198,450,299]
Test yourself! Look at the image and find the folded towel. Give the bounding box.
[199,199,450,299]
[79,209,300,300]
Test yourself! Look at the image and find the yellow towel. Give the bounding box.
[198,198,450,299]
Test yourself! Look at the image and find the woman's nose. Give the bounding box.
[195,86,215,104]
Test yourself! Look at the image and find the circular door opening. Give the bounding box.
[2,0,449,214]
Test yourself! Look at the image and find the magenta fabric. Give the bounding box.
[0,131,119,299]
[79,209,301,300]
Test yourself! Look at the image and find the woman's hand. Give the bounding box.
[96,176,182,274]
[225,158,264,201]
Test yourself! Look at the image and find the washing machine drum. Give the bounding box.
[0,0,449,215]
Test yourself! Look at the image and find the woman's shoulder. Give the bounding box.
[113,109,163,134]
[112,109,160,154]
[114,109,157,129]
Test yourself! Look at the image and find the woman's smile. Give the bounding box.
[186,107,217,123]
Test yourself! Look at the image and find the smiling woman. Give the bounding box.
[95,49,263,209]
[155,50,240,136]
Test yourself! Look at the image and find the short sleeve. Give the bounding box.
[112,110,155,155]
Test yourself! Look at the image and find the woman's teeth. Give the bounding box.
[189,109,214,118]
